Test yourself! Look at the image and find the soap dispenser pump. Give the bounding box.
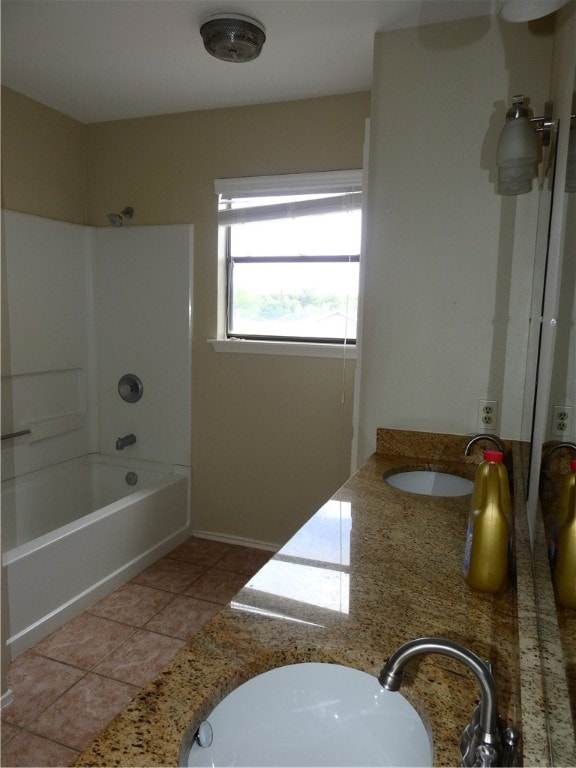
[463,450,513,593]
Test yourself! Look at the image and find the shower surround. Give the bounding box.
[1,211,194,659]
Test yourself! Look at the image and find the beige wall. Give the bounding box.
[86,94,369,547]
[1,87,86,224]
[356,16,555,462]
[1,91,369,547]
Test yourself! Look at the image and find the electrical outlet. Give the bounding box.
[477,399,498,432]
[552,405,574,437]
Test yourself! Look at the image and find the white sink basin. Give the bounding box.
[385,470,473,497]
[180,662,433,767]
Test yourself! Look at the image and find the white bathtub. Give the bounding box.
[1,454,192,659]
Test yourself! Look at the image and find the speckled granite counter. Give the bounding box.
[75,430,544,767]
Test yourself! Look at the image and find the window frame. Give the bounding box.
[215,170,362,348]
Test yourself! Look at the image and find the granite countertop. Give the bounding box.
[75,430,539,767]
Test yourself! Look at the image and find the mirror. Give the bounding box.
[547,112,576,441]
[531,81,576,764]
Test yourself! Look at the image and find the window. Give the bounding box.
[215,171,362,344]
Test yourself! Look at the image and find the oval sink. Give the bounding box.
[180,662,433,767]
[385,470,473,497]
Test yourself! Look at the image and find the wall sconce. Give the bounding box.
[496,95,555,195]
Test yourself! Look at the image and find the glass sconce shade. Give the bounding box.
[497,115,538,195]
[497,117,538,166]
[498,167,533,195]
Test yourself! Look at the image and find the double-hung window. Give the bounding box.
[215,170,362,345]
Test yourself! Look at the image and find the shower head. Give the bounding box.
[107,206,134,226]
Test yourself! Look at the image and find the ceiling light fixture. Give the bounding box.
[499,0,570,22]
[200,13,266,63]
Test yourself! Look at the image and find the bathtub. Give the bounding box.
[2,453,192,659]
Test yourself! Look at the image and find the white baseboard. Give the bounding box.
[1,689,14,710]
[191,529,279,553]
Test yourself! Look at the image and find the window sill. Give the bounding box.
[208,339,357,359]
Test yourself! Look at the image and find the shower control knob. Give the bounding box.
[118,374,143,403]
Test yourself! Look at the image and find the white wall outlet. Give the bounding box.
[552,405,574,437]
[477,399,498,432]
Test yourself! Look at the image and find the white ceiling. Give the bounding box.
[2,0,508,124]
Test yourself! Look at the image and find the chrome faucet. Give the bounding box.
[541,440,576,473]
[115,433,136,450]
[540,442,576,499]
[464,433,505,456]
[378,637,519,767]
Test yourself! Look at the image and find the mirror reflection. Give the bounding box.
[534,79,576,760]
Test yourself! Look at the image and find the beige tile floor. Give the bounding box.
[1,537,272,767]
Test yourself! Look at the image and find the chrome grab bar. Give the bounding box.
[1,429,32,441]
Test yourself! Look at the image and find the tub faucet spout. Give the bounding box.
[378,637,519,766]
[116,433,136,450]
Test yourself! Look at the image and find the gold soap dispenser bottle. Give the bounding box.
[463,450,513,593]
[552,459,576,608]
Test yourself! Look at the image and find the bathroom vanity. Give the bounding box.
[74,429,560,767]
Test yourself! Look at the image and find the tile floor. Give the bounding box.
[1,536,272,767]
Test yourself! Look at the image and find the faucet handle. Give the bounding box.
[460,705,480,764]
[475,743,500,766]
[502,727,521,767]
[474,726,519,767]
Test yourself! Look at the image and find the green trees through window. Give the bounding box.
[216,171,362,343]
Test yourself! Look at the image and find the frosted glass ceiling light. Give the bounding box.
[496,95,554,196]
